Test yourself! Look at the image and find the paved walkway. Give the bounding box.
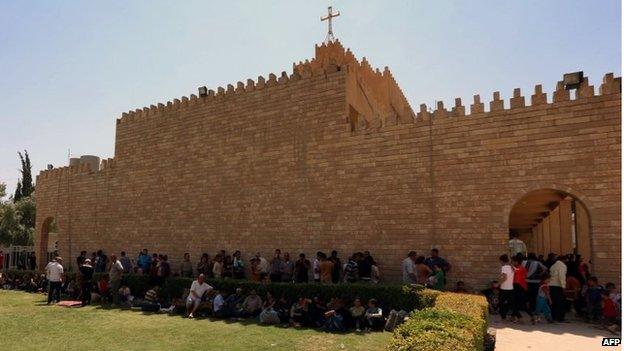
[491,315,620,351]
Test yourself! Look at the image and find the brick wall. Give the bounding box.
[35,43,621,288]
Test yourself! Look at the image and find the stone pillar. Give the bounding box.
[536,223,543,254]
[559,199,573,254]
[576,201,591,261]
[530,226,538,253]
[549,206,561,254]
[543,216,551,254]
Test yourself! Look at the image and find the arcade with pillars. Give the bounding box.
[509,189,591,261]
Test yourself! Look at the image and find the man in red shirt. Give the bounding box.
[511,256,533,323]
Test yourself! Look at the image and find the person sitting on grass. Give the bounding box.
[364,299,384,331]
[349,297,366,332]
[290,297,311,328]
[321,298,349,332]
[259,292,281,325]
[276,294,291,324]
[98,275,110,303]
[224,288,245,318]
[241,289,263,317]
[118,285,133,307]
[212,289,227,318]
[309,296,328,327]
[454,281,468,293]
[186,274,212,319]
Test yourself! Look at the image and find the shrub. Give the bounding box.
[4,270,422,311]
[388,292,489,351]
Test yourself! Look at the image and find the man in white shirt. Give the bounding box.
[508,231,527,258]
[109,254,124,305]
[45,257,64,304]
[549,255,568,322]
[498,254,515,321]
[256,252,269,275]
[186,274,212,318]
[402,251,417,284]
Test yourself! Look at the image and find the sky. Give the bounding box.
[0,1,620,198]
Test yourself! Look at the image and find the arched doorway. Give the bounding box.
[38,217,58,270]
[508,189,592,261]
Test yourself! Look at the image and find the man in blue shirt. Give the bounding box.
[137,249,152,274]
[424,249,451,285]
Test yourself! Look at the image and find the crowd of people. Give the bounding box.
[74,248,385,285]
[2,242,620,335]
[479,251,621,334]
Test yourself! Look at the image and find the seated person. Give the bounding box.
[118,285,133,307]
[453,281,468,293]
[212,290,228,318]
[186,274,212,318]
[98,276,110,303]
[481,280,501,314]
[365,299,384,331]
[241,289,263,317]
[224,288,245,318]
[276,294,291,323]
[259,292,281,325]
[349,298,366,332]
[290,297,311,328]
[322,298,349,332]
[309,296,328,327]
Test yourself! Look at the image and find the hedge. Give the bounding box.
[388,290,489,351]
[3,270,421,312]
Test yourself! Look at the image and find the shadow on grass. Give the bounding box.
[84,302,375,337]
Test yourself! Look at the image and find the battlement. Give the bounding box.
[346,72,621,133]
[38,157,115,180]
[116,43,355,127]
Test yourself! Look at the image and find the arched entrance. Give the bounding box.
[38,217,58,270]
[508,189,592,261]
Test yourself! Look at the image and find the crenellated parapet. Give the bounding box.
[368,73,620,133]
[294,40,416,130]
[37,157,115,181]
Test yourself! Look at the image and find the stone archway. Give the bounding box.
[507,188,592,262]
[38,217,57,271]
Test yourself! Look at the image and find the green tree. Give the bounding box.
[0,182,6,201]
[0,196,35,246]
[14,151,34,202]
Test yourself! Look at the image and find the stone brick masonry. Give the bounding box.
[35,41,621,287]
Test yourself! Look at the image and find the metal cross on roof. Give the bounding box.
[321,6,340,43]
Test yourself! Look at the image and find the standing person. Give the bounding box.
[212,254,224,278]
[119,251,133,274]
[313,252,322,283]
[45,257,64,304]
[281,252,295,283]
[415,256,432,285]
[343,254,359,283]
[232,251,245,279]
[523,253,546,314]
[269,249,283,283]
[329,251,342,284]
[137,249,151,274]
[79,258,94,306]
[186,274,212,319]
[94,250,107,273]
[109,254,124,305]
[508,231,527,257]
[197,254,210,277]
[294,253,311,283]
[402,251,417,284]
[76,251,87,266]
[549,255,568,322]
[179,253,194,278]
[511,256,533,323]
[255,252,269,277]
[319,253,334,285]
[358,252,373,283]
[424,249,451,285]
[0,249,4,270]
[534,274,553,323]
[157,255,171,286]
[498,254,515,322]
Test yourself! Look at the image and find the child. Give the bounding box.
[601,290,618,330]
[454,281,468,293]
[584,277,604,323]
[364,298,384,331]
[534,274,553,323]
[429,265,445,291]
[349,298,366,332]
[481,281,501,314]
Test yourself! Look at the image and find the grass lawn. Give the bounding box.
[0,290,391,350]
